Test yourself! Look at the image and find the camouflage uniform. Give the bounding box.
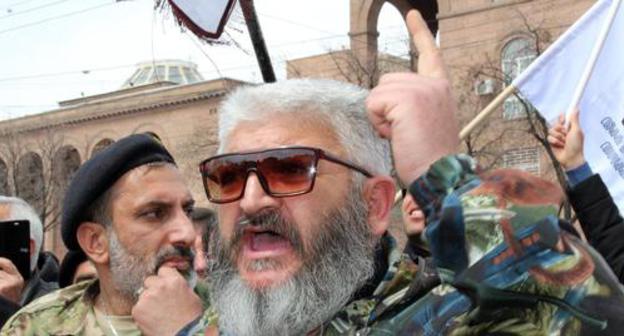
[198,155,624,336]
[0,280,108,335]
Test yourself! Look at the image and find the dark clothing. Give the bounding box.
[1,254,58,328]
[0,295,20,328]
[36,252,59,284]
[58,250,88,288]
[568,174,624,282]
[404,234,431,260]
[19,268,58,307]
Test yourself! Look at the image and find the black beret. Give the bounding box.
[62,133,175,250]
[58,250,88,288]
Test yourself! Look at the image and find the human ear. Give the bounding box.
[362,176,396,236]
[76,222,109,264]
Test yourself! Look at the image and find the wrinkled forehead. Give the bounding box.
[222,112,345,155]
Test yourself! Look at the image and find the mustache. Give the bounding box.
[154,245,195,272]
[230,210,304,256]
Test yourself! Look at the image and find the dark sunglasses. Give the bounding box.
[199,146,373,204]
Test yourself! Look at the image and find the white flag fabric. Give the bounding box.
[512,0,624,212]
[169,0,236,38]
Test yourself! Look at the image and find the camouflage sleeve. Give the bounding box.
[0,310,39,336]
[407,154,624,334]
[408,154,478,220]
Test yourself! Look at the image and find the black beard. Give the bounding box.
[209,188,377,336]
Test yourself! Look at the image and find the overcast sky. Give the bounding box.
[0,0,410,120]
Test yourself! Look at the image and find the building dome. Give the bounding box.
[121,60,204,88]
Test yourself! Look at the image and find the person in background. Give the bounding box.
[191,207,217,278]
[401,192,429,259]
[0,196,58,307]
[58,250,97,288]
[548,109,624,282]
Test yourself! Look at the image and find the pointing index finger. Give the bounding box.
[406,9,448,79]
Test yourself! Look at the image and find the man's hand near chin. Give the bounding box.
[131,266,203,336]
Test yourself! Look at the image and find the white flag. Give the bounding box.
[512,0,624,212]
[168,0,236,39]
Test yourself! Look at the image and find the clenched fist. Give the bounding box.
[367,10,459,184]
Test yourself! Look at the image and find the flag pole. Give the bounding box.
[459,85,517,140]
[565,0,622,124]
[240,0,276,83]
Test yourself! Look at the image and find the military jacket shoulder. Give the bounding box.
[0,279,105,336]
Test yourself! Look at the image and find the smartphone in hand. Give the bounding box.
[0,220,31,280]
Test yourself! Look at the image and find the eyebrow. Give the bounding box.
[136,197,195,211]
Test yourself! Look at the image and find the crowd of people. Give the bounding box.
[1,9,624,335]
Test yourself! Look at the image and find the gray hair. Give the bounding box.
[0,196,43,271]
[218,79,392,177]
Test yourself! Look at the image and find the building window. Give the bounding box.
[183,68,200,83]
[133,68,151,86]
[169,66,183,84]
[501,38,536,120]
[150,65,166,82]
[503,147,540,175]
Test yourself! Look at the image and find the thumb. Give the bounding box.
[570,108,581,128]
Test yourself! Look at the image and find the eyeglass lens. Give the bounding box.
[202,148,317,202]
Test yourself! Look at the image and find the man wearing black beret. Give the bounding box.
[1,133,203,335]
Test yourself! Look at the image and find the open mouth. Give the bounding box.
[241,228,293,258]
[249,230,291,251]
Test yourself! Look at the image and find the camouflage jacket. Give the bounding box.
[2,278,214,336]
[401,155,624,335]
[187,155,624,335]
[0,279,107,336]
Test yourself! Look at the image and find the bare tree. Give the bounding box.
[328,49,412,88]
[0,128,77,232]
[456,9,571,217]
[456,69,512,171]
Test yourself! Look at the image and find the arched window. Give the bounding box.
[501,38,536,119]
[15,152,44,215]
[0,158,8,195]
[52,146,81,196]
[91,138,114,158]
[47,146,81,230]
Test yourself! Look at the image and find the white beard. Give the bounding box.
[210,188,377,336]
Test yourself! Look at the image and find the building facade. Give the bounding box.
[0,0,598,255]
[437,0,595,178]
[0,75,244,257]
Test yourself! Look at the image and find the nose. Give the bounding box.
[193,235,208,276]
[239,172,280,214]
[168,208,197,247]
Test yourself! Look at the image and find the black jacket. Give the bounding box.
[1,254,59,327]
[19,261,59,306]
[568,174,624,283]
[0,295,20,328]
[36,251,59,284]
